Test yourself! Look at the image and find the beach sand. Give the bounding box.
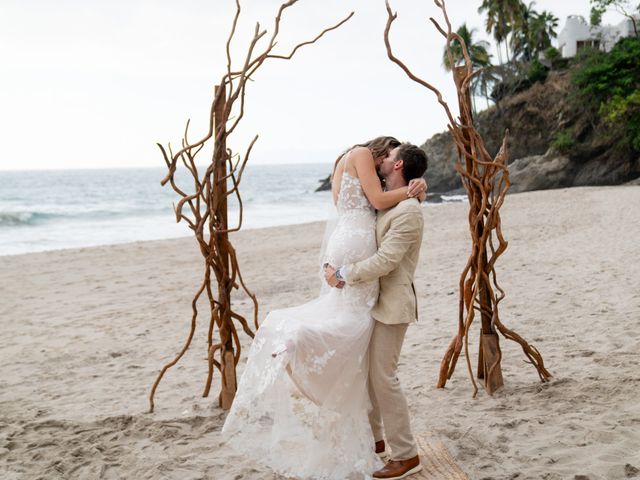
[1,186,639,480]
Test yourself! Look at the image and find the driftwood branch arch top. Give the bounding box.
[149,0,354,412]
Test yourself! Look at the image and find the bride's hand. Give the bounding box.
[408,177,427,201]
[323,264,345,289]
[324,264,337,286]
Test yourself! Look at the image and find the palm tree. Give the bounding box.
[442,23,492,70]
[476,66,501,110]
[478,0,522,63]
[529,10,559,54]
[508,2,558,61]
[442,23,493,113]
[510,1,538,61]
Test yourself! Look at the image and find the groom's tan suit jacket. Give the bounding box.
[344,198,424,324]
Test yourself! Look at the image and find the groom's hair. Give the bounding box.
[397,143,428,183]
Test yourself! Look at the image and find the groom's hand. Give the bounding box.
[323,265,345,289]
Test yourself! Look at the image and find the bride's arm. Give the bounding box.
[352,148,410,210]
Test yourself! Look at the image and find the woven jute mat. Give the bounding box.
[272,432,468,479]
[413,432,469,480]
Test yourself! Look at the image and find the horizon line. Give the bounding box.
[0,161,335,173]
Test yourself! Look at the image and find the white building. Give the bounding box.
[557,15,638,57]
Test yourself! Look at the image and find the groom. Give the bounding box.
[325,143,428,480]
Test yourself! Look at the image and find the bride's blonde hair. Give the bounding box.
[332,136,401,178]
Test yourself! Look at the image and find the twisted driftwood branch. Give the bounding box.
[149,1,353,412]
[384,0,551,396]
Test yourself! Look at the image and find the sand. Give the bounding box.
[1,186,639,480]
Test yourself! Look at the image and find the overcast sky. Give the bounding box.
[0,0,627,170]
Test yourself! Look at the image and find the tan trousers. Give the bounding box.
[368,321,418,460]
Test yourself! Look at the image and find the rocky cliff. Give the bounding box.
[422,71,640,194]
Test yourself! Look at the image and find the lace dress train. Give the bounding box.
[222,173,382,479]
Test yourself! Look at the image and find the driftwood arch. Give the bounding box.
[149,0,353,412]
[384,0,552,396]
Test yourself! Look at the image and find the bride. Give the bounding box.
[222,136,426,479]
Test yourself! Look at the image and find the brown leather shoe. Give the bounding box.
[373,455,422,480]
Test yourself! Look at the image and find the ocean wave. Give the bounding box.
[0,211,50,226]
[0,164,336,253]
[440,194,468,203]
[0,207,174,227]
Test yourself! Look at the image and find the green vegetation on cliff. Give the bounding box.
[468,0,639,158]
[571,37,640,152]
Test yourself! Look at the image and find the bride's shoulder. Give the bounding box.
[349,146,371,157]
[348,147,373,167]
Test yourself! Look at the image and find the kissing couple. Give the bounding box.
[223,136,429,480]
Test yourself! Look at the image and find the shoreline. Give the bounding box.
[0,195,468,259]
[1,185,639,479]
[0,220,327,259]
[5,182,634,258]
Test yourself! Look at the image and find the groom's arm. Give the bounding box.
[343,209,423,284]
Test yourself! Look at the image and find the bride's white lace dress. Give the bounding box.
[222,172,383,479]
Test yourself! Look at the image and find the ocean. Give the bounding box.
[0,164,464,256]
